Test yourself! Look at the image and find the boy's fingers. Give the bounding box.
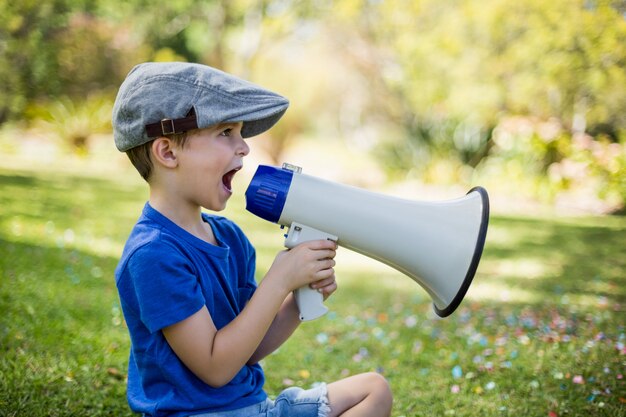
[304,239,338,250]
[311,275,336,289]
[315,258,335,271]
[317,250,336,261]
[316,281,337,300]
[316,268,335,280]
[296,244,335,260]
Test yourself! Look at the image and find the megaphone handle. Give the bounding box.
[283,222,338,321]
[294,286,329,321]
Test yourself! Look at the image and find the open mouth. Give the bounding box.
[222,166,241,193]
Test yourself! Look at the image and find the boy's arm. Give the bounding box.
[162,240,336,388]
[246,293,300,365]
[247,274,337,364]
[162,276,288,388]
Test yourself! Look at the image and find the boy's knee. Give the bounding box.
[365,372,393,405]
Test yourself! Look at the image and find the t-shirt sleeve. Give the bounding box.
[126,242,206,333]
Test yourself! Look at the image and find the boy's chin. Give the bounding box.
[205,197,230,212]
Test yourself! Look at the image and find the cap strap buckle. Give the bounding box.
[160,119,176,135]
[145,110,199,138]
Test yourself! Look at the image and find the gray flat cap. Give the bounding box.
[112,62,289,152]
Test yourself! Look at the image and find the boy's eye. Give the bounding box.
[220,128,232,137]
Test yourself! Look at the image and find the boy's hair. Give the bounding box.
[126,132,189,182]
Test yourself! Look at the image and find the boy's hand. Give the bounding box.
[267,239,337,295]
[309,273,338,300]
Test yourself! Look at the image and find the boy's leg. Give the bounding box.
[326,372,392,417]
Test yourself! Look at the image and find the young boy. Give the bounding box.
[112,62,392,417]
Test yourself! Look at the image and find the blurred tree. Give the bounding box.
[0,0,69,122]
[0,0,244,123]
[321,0,626,179]
[27,93,113,154]
[0,0,144,122]
[55,12,147,96]
[2,0,624,207]
[95,0,222,66]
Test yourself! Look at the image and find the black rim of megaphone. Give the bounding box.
[433,186,490,318]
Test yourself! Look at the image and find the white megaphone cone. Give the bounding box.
[245,164,489,321]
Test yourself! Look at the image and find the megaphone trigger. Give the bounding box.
[284,222,338,250]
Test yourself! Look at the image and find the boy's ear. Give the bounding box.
[151,137,179,168]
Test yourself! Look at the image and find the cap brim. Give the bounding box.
[240,108,288,138]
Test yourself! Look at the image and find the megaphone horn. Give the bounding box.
[245,163,489,321]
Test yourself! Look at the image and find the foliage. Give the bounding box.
[26,94,113,154]
[1,159,625,416]
[0,0,137,122]
[2,0,625,207]
[359,0,626,132]
[335,0,626,207]
[0,0,67,122]
[573,134,626,208]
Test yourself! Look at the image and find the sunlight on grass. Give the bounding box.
[487,258,562,280]
[468,281,539,304]
[479,258,563,282]
[1,154,625,417]
[478,221,519,246]
[5,212,127,259]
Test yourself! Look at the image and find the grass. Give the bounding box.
[0,155,624,416]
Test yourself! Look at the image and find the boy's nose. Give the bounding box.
[237,137,250,157]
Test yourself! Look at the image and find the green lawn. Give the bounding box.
[0,160,624,416]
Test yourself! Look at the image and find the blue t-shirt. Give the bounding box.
[115,203,267,416]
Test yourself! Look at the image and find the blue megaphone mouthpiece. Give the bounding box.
[245,165,294,223]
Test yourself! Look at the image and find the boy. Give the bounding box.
[112,62,392,417]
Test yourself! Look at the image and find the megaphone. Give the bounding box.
[245,163,489,321]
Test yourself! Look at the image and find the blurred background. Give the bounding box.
[2,2,626,415]
[1,0,625,215]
